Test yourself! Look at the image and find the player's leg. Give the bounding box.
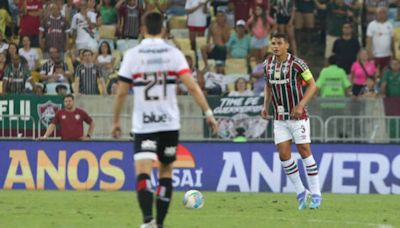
[294,12,304,53]
[157,163,173,228]
[277,140,306,194]
[286,22,298,56]
[189,29,197,51]
[201,44,212,68]
[134,133,158,226]
[274,121,308,209]
[292,119,322,209]
[156,130,179,228]
[304,13,315,47]
[296,143,322,209]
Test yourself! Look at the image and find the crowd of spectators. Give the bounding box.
[0,0,399,98]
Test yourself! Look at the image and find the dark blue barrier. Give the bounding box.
[0,141,399,194]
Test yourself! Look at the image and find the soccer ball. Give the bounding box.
[183,190,204,209]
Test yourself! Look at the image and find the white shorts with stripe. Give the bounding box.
[273,119,311,145]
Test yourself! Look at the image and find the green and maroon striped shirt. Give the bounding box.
[264,54,311,120]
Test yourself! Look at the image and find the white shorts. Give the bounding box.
[273,119,311,145]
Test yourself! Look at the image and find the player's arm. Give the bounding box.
[86,120,95,139]
[180,73,218,133]
[292,69,317,118]
[290,63,317,118]
[299,76,317,107]
[261,84,271,119]
[299,69,317,107]
[41,123,56,139]
[112,78,131,138]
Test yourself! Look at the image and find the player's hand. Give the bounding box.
[261,107,268,119]
[206,116,218,135]
[291,104,304,119]
[111,123,122,138]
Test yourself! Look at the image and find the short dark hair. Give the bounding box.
[82,49,93,55]
[271,33,289,42]
[144,12,163,35]
[56,84,68,93]
[328,55,337,65]
[64,94,74,100]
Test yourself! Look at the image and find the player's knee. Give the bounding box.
[297,144,311,157]
[134,159,153,175]
[279,152,291,161]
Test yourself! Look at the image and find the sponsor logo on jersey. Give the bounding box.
[269,78,290,85]
[143,112,168,124]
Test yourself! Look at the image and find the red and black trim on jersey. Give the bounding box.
[264,54,310,120]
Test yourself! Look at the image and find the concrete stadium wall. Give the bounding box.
[74,95,203,139]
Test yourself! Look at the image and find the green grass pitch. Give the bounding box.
[0,191,399,228]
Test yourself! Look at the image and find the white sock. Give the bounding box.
[281,158,305,195]
[302,155,321,196]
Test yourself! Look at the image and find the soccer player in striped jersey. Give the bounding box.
[112,12,218,228]
[261,33,322,210]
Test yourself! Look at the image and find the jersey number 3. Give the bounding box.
[144,72,167,101]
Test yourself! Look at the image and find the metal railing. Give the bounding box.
[201,115,324,142]
[324,116,400,143]
[0,115,36,139]
[2,114,400,143]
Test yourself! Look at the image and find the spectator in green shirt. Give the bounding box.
[381,58,400,97]
[233,127,247,142]
[98,0,118,25]
[316,55,352,97]
[226,20,251,59]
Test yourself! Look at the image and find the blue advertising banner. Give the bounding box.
[0,141,399,194]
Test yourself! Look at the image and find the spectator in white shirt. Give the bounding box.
[185,0,209,50]
[366,7,394,73]
[70,0,98,52]
[96,41,115,79]
[198,60,226,95]
[18,36,40,71]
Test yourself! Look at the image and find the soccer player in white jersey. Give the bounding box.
[112,12,218,228]
[261,33,322,210]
